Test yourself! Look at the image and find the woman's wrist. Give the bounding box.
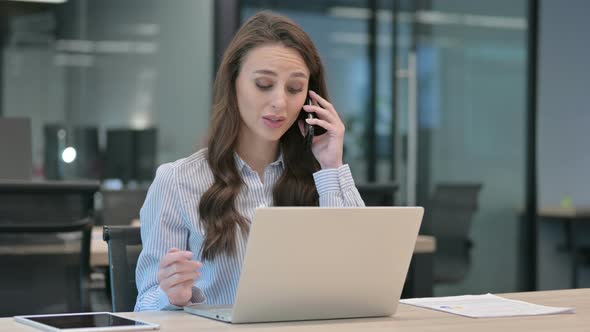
[320,160,343,170]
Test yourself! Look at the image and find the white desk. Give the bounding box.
[3,288,588,331]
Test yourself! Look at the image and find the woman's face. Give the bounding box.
[235,44,309,143]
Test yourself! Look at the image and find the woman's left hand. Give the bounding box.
[299,90,344,169]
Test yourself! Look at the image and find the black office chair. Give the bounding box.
[422,183,482,284]
[0,218,92,317]
[578,246,590,288]
[566,220,590,288]
[356,182,398,206]
[98,189,147,226]
[103,225,142,312]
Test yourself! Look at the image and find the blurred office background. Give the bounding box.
[0,0,588,314]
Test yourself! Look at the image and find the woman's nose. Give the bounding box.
[270,90,287,111]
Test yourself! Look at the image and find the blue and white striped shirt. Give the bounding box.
[135,148,365,311]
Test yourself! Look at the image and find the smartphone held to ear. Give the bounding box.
[298,96,327,148]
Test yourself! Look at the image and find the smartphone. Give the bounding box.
[298,95,327,148]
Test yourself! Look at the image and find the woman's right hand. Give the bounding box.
[158,248,203,306]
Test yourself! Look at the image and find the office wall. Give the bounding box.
[2,0,213,171]
[67,0,213,164]
[538,0,590,208]
[422,1,528,296]
[537,0,590,289]
[430,0,590,294]
[2,16,67,173]
[78,0,213,164]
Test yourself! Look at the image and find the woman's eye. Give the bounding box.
[256,83,273,90]
[288,87,303,94]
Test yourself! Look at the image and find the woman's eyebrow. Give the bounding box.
[290,71,308,79]
[253,69,277,76]
[253,69,308,79]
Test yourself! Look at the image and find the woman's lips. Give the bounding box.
[262,116,286,129]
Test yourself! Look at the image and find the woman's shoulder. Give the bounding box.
[154,148,212,188]
[174,148,209,168]
[156,147,207,170]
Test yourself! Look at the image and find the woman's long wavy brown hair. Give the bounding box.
[198,11,329,261]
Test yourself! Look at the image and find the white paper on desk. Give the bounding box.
[400,293,575,318]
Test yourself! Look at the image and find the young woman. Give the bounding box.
[135,11,365,311]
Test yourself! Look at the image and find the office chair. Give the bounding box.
[422,183,482,284]
[0,179,98,317]
[568,220,590,288]
[356,182,398,206]
[103,225,142,312]
[98,189,147,226]
[578,247,590,288]
[0,218,92,317]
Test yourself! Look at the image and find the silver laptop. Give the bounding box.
[184,206,424,323]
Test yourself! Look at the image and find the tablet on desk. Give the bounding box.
[14,312,159,332]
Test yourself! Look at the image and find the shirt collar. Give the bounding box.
[233,151,248,171]
[269,150,284,167]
